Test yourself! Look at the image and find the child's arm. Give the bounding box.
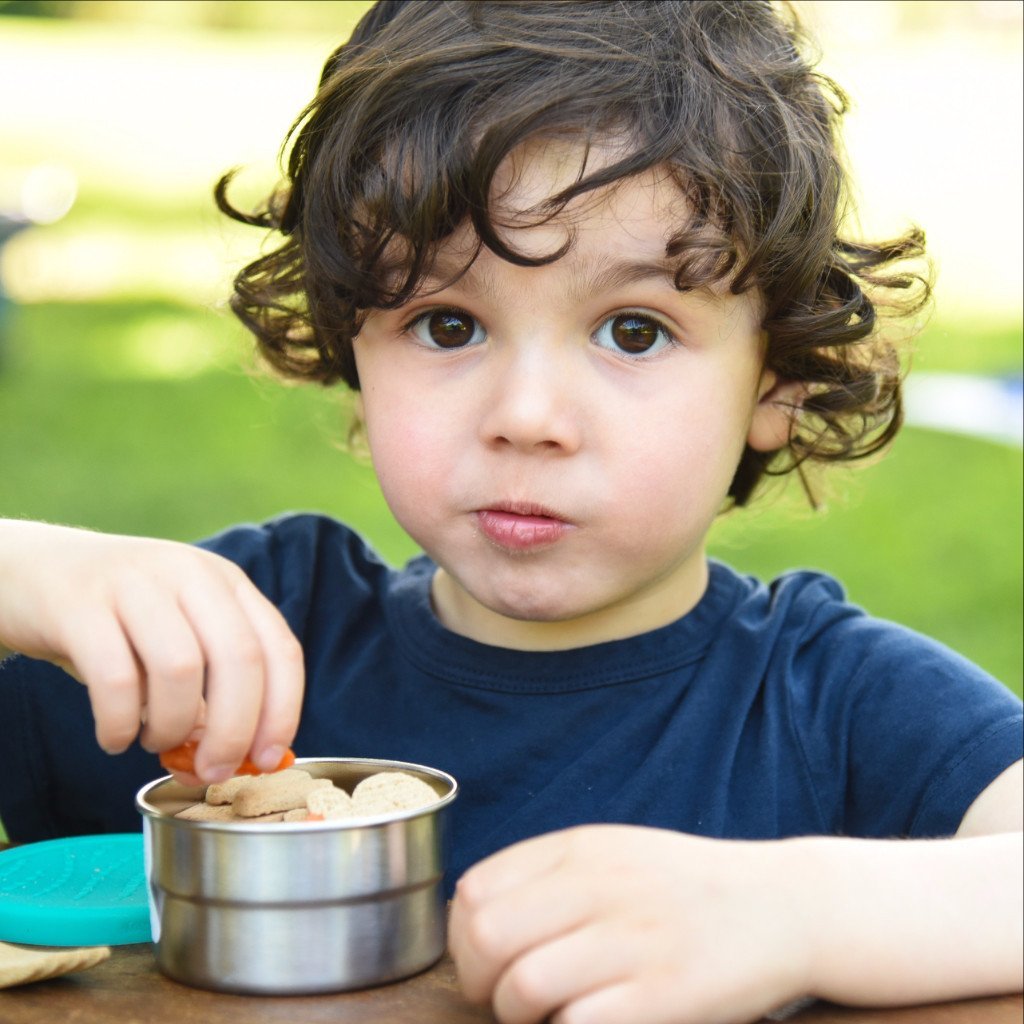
[0,519,304,783]
[449,761,1023,1024]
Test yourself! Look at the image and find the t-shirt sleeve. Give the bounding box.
[783,579,1023,839]
[845,626,1021,837]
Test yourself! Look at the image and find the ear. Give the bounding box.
[747,370,806,452]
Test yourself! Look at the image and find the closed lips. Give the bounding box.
[476,507,573,549]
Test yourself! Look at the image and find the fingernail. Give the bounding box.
[202,763,237,784]
[255,745,286,772]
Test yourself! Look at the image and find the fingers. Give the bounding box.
[175,561,302,781]
[457,829,571,904]
[450,834,564,994]
[54,541,303,782]
[451,827,702,1024]
[451,832,580,1002]
[66,607,145,754]
[454,877,602,1009]
[452,828,807,1024]
[176,569,272,782]
[0,525,303,777]
[493,923,633,1024]
[232,579,305,771]
[114,571,204,753]
[550,980,648,1024]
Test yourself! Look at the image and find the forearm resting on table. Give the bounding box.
[802,830,1023,1006]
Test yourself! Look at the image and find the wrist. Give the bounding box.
[792,832,1024,1006]
[795,835,912,1003]
[790,835,848,1000]
[772,837,827,1001]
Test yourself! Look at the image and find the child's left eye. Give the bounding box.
[593,313,675,356]
[407,308,486,349]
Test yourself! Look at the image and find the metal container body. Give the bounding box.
[136,758,457,995]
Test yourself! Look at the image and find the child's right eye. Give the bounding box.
[407,309,486,349]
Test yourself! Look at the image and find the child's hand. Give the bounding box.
[449,825,813,1024]
[0,520,304,783]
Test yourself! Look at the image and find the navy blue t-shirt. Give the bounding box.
[1,513,1020,890]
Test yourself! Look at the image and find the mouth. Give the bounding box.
[475,502,574,552]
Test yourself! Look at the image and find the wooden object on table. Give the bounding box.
[0,942,492,1023]
[0,940,1019,1024]
[0,940,110,988]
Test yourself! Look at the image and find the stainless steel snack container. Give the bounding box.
[136,757,457,995]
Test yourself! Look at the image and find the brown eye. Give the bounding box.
[597,313,671,355]
[411,309,484,349]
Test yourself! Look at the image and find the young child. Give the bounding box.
[0,2,1020,1021]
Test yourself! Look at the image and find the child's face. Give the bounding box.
[354,141,788,650]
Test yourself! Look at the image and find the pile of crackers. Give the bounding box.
[175,768,440,823]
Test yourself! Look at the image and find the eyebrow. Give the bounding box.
[418,253,683,303]
[576,255,681,297]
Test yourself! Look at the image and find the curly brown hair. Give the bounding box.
[216,0,929,506]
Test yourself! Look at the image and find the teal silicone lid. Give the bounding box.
[0,834,151,946]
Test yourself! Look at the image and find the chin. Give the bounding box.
[476,582,590,624]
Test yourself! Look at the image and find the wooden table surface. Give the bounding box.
[0,940,1020,1024]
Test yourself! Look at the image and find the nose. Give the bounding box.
[478,345,582,455]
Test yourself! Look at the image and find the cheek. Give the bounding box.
[360,386,450,518]
[614,391,751,516]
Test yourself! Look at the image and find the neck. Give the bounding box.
[430,554,709,652]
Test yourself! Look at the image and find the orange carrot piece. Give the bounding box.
[159,740,295,777]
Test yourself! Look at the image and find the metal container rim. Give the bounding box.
[135,756,458,833]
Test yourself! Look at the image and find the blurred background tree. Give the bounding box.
[0,0,1020,694]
